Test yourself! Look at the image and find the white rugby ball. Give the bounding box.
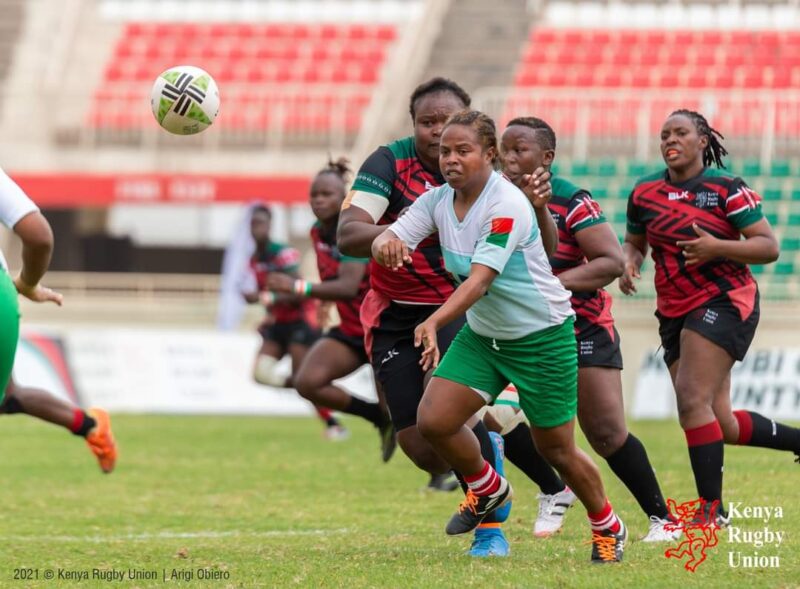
[150,65,219,135]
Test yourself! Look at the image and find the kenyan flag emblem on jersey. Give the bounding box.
[487,218,514,247]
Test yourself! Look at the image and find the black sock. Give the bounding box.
[472,421,500,524]
[685,421,724,506]
[503,423,565,495]
[73,411,96,437]
[343,396,384,427]
[605,434,668,519]
[733,410,800,452]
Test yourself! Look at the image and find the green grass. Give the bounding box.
[2,415,799,588]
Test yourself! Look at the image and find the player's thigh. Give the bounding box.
[296,336,364,387]
[418,376,488,436]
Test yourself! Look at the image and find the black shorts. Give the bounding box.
[576,322,623,370]
[259,320,320,352]
[656,290,760,367]
[324,327,369,365]
[362,293,465,430]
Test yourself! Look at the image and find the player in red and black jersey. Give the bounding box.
[337,78,550,557]
[621,109,800,523]
[242,205,345,438]
[497,117,676,542]
[267,159,395,461]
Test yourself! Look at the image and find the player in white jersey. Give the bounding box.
[0,167,117,473]
[372,110,627,563]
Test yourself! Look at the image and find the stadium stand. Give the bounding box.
[88,21,398,143]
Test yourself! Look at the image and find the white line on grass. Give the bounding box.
[2,529,350,543]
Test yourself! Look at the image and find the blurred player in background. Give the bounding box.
[621,109,800,524]
[493,117,676,541]
[373,110,627,563]
[338,78,514,556]
[242,204,346,440]
[0,167,117,473]
[267,158,395,461]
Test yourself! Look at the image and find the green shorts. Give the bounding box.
[0,272,19,402]
[433,318,577,428]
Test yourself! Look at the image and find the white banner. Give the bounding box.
[632,348,800,420]
[13,327,376,415]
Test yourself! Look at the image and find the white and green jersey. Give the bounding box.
[390,171,573,340]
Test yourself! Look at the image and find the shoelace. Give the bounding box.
[591,532,619,561]
[536,493,554,518]
[458,491,480,515]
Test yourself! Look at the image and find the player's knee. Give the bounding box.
[253,355,285,387]
[416,409,454,440]
[293,370,321,400]
[581,417,628,457]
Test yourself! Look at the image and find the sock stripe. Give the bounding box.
[684,420,723,447]
[70,409,85,434]
[733,410,754,445]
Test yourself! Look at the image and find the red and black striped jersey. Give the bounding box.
[547,176,615,336]
[250,241,316,325]
[627,167,763,318]
[351,136,455,304]
[310,221,370,338]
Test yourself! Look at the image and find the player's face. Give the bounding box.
[500,126,554,188]
[439,124,495,192]
[309,174,345,223]
[660,114,708,171]
[413,91,467,170]
[250,210,271,243]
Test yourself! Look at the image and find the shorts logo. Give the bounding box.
[663,498,721,572]
[702,309,719,325]
[381,349,399,365]
[579,340,594,356]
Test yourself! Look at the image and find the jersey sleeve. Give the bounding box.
[566,191,607,235]
[626,189,646,235]
[387,189,438,251]
[725,179,764,229]
[471,201,532,274]
[345,147,396,222]
[340,254,370,264]
[0,168,38,228]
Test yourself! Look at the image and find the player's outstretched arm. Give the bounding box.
[12,211,61,305]
[267,262,366,301]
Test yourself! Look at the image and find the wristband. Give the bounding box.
[259,291,276,306]
[293,279,312,296]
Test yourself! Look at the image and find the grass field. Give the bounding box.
[2,414,799,589]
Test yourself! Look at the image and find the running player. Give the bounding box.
[620,109,797,525]
[338,78,541,556]
[0,167,117,472]
[242,204,346,439]
[373,110,627,563]
[494,116,676,541]
[266,159,395,461]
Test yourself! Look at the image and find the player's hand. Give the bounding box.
[375,238,411,271]
[618,261,640,295]
[266,272,294,293]
[676,224,719,265]
[14,275,62,306]
[519,167,553,209]
[414,319,440,371]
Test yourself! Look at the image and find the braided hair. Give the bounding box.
[443,109,499,166]
[317,156,352,187]
[669,109,728,169]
